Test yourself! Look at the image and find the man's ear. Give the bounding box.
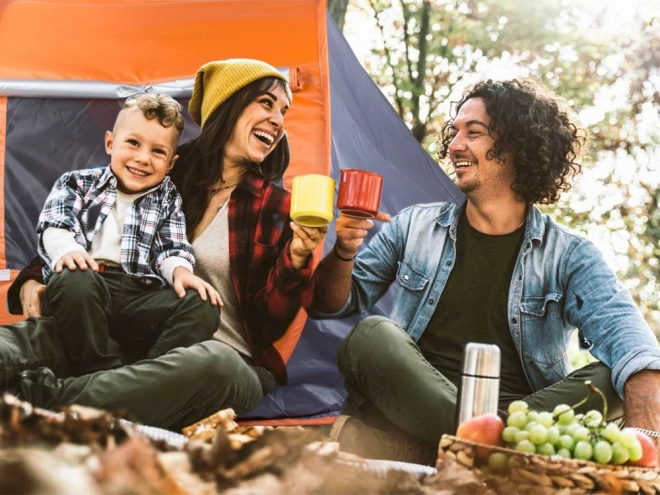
[167,155,179,173]
[104,131,114,155]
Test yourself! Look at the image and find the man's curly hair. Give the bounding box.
[439,79,584,205]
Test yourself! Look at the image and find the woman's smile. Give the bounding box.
[224,84,290,166]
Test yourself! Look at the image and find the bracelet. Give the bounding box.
[333,245,356,262]
[631,427,660,438]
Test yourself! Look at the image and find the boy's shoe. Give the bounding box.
[17,367,63,409]
[328,415,437,466]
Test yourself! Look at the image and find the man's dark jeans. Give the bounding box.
[338,315,625,456]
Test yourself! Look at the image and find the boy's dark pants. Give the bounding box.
[339,315,625,457]
[43,268,219,376]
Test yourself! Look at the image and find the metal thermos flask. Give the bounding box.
[455,343,501,430]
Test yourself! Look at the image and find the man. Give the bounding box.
[310,79,660,465]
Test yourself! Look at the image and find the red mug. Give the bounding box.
[337,169,384,218]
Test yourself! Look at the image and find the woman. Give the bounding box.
[5,59,327,429]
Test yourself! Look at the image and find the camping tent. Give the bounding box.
[0,0,463,423]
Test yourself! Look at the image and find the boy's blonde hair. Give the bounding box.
[121,94,185,135]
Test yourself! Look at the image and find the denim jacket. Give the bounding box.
[314,201,660,398]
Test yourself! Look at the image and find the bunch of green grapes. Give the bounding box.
[489,400,643,470]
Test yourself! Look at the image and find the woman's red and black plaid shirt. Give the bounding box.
[9,173,314,386]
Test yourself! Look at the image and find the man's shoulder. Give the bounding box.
[395,201,456,223]
[536,209,587,243]
[533,208,598,258]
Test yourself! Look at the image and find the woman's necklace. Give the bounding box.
[209,182,240,195]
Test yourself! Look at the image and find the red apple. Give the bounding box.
[456,413,505,460]
[627,430,659,468]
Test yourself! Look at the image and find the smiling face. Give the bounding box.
[447,97,515,198]
[223,82,290,168]
[105,107,179,194]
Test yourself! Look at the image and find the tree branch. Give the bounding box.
[415,0,431,87]
[409,0,431,141]
[400,0,414,82]
[327,0,350,32]
[369,0,406,116]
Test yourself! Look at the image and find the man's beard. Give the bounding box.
[456,177,480,195]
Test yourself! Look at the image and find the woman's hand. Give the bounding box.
[21,279,47,318]
[172,267,223,307]
[289,222,329,269]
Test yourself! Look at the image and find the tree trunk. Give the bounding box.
[328,0,349,32]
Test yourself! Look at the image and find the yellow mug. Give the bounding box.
[290,174,335,227]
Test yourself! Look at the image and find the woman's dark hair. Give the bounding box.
[170,77,290,234]
[439,79,584,205]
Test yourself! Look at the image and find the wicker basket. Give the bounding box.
[437,434,660,494]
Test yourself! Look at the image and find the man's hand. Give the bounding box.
[334,211,391,260]
[54,250,99,273]
[172,267,222,306]
[310,211,390,314]
[21,279,47,318]
[289,222,329,269]
[624,369,660,464]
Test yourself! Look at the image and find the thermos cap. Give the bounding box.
[462,343,501,378]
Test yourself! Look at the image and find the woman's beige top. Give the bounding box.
[192,199,251,358]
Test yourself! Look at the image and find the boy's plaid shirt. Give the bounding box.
[36,166,194,286]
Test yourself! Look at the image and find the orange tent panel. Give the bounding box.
[0,0,332,361]
[0,0,321,81]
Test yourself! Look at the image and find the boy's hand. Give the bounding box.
[172,267,222,307]
[54,251,99,273]
[21,280,47,318]
[289,222,329,269]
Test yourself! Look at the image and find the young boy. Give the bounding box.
[36,94,221,376]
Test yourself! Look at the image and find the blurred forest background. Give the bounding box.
[328,0,660,340]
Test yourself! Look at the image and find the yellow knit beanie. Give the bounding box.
[189,59,292,129]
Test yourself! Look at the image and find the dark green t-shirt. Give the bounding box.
[417,209,532,399]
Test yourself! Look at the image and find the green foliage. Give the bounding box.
[328,0,350,31]
[545,19,660,330]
